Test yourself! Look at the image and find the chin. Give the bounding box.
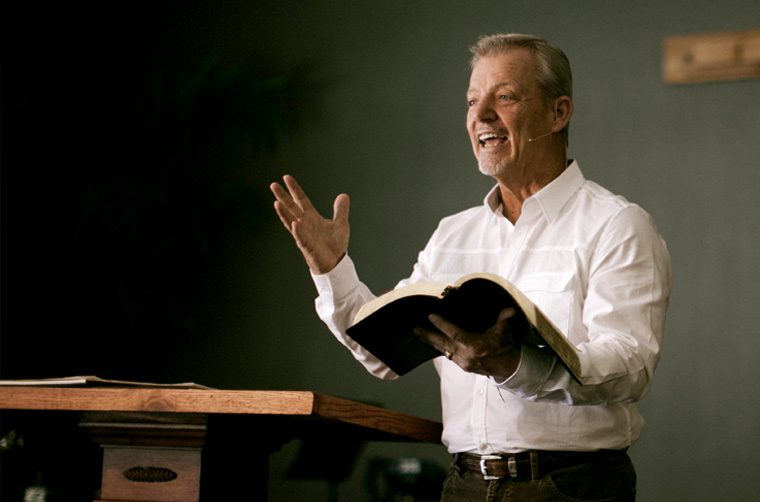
[477,158,507,177]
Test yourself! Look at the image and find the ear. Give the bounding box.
[552,96,573,131]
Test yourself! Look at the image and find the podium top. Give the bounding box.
[0,387,442,444]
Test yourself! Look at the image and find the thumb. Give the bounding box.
[495,307,518,344]
[333,193,350,224]
[496,307,517,325]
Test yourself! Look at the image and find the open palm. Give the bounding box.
[270,175,350,274]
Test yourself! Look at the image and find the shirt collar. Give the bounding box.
[483,160,585,223]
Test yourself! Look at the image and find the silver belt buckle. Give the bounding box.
[479,454,504,480]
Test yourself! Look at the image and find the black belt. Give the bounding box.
[455,449,627,481]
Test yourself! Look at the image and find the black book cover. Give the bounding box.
[346,276,550,377]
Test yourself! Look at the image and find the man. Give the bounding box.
[270,33,671,501]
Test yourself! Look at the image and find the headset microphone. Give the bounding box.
[527,130,554,143]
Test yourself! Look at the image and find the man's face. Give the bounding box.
[466,48,554,178]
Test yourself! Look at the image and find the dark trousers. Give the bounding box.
[440,451,636,502]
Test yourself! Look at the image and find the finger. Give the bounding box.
[493,307,522,346]
[269,182,287,204]
[270,182,300,216]
[273,200,298,233]
[270,181,300,223]
[427,314,462,342]
[495,307,517,327]
[282,175,315,211]
[414,327,451,355]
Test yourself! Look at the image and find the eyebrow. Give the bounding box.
[467,82,518,95]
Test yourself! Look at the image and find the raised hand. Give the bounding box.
[270,175,350,274]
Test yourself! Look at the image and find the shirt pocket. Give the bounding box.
[516,272,574,336]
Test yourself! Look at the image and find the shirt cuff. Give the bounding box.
[493,344,557,395]
[310,254,359,300]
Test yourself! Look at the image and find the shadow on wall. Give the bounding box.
[1,19,326,383]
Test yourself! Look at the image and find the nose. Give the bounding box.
[472,97,497,122]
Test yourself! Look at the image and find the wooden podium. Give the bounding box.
[0,387,443,501]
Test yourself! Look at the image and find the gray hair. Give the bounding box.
[470,33,572,145]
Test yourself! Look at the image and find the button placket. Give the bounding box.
[472,377,490,452]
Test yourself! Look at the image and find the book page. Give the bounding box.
[0,375,212,389]
[352,281,448,323]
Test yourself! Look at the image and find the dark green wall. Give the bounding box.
[2,1,759,500]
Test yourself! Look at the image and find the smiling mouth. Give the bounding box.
[478,132,509,147]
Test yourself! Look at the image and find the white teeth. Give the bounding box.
[478,132,508,143]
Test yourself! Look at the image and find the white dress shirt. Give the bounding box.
[312,161,672,454]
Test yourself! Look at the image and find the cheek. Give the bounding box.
[527,106,552,127]
[465,117,478,143]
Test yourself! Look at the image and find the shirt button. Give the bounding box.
[479,442,488,450]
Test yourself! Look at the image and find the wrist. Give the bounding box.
[489,345,522,382]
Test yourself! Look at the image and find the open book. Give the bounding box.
[346,272,582,381]
[0,375,211,389]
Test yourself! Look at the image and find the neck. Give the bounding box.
[496,153,567,223]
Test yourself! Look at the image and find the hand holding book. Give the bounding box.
[415,307,524,381]
[345,272,582,381]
